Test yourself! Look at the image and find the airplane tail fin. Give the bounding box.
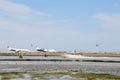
[7,46,11,49]
[7,46,9,48]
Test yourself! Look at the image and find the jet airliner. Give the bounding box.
[7,46,31,52]
[36,47,56,52]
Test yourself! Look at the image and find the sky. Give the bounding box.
[0,0,120,52]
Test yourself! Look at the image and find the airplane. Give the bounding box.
[7,46,31,52]
[36,47,47,52]
[36,47,56,52]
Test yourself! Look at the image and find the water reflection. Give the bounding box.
[0,61,120,67]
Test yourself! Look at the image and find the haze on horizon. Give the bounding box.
[0,0,120,52]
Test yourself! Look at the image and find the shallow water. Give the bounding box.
[0,60,120,67]
[0,56,120,80]
[0,60,120,76]
[0,57,120,71]
[0,56,119,66]
[0,56,119,60]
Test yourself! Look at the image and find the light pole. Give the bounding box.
[96,44,99,53]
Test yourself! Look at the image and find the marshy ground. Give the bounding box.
[0,71,120,80]
[0,62,120,80]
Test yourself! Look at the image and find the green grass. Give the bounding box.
[72,73,120,80]
[0,72,120,80]
[41,72,120,80]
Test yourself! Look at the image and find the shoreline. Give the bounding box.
[0,58,119,63]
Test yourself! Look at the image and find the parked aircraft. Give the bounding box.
[36,47,56,52]
[7,46,31,52]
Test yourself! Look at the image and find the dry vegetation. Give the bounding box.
[80,52,120,57]
[0,52,120,57]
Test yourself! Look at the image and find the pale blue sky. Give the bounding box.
[0,0,120,52]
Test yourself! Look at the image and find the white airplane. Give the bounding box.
[36,47,56,52]
[7,46,31,52]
